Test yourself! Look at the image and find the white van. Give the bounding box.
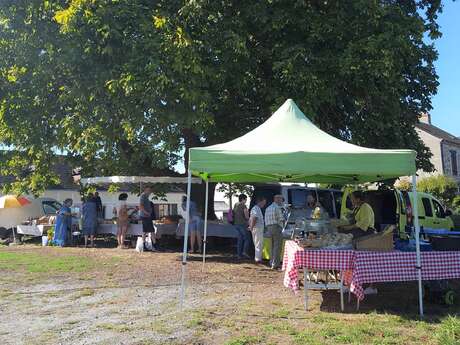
[0,197,62,238]
[251,184,343,219]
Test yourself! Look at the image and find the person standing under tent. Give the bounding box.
[82,193,98,248]
[116,193,129,249]
[338,190,377,295]
[139,186,155,251]
[265,194,285,269]
[94,191,103,219]
[249,196,267,263]
[53,199,73,247]
[233,194,252,260]
[181,196,203,254]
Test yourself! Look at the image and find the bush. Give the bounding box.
[417,175,458,207]
[453,196,460,215]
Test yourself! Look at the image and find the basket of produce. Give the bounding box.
[296,232,353,249]
[354,225,394,251]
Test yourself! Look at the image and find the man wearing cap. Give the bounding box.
[264,194,285,269]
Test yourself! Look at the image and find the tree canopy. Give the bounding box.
[0,0,442,195]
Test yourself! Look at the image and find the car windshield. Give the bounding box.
[43,200,62,215]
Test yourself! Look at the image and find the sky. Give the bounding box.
[430,1,460,137]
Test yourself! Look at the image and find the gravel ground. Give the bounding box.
[0,245,459,345]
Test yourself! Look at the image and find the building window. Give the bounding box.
[451,150,458,176]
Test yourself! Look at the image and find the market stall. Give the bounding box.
[182,99,425,315]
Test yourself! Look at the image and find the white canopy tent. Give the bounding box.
[181,99,424,316]
[80,176,202,185]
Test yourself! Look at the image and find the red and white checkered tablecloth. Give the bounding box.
[347,251,460,301]
[282,241,355,291]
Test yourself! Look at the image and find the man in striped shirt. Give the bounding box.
[264,194,285,269]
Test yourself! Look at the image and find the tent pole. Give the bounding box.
[412,175,424,317]
[179,169,192,309]
[202,179,209,270]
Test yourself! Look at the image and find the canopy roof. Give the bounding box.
[189,99,416,183]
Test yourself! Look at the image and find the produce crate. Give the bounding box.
[354,225,394,252]
[430,236,460,251]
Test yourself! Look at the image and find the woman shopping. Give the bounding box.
[53,199,73,247]
[82,193,98,248]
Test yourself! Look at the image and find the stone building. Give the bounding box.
[416,113,460,190]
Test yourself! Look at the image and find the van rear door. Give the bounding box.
[419,196,435,229]
[340,187,353,219]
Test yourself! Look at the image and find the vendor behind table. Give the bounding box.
[337,190,376,239]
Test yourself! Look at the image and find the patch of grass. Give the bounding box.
[436,315,460,345]
[263,322,296,335]
[25,330,58,345]
[150,319,174,335]
[225,335,262,345]
[187,310,206,328]
[97,322,133,333]
[289,312,442,345]
[71,287,95,299]
[0,252,95,273]
[271,307,290,319]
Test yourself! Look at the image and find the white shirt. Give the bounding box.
[250,205,265,229]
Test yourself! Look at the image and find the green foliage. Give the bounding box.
[436,316,460,345]
[452,195,460,214]
[395,179,413,192]
[0,0,442,195]
[217,183,254,202]
[417,175,458,206]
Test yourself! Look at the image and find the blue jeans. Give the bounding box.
[235,224,251,257]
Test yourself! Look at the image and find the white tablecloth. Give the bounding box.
[16,224,53,236]
[96,223,177,237]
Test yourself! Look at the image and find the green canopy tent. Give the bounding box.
[180,99,423,316]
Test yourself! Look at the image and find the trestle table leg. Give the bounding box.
[340,273,344,312]
[304,268,308,311]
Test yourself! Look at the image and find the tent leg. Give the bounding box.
[412,175,424,317]
[179,170,192,310]
[202,180,209,270]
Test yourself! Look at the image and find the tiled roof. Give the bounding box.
[416,122,460,146]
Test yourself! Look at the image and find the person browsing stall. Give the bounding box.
[181,196,203,254]
[338,191,375,238]
[139,186,155,250]
[94,191,103,218]
[249,196,267,264]
[82,193,98,248]
[116,193,129,249]
[53,198,73,247]
[265,194,285,269]
[233,194,252,260]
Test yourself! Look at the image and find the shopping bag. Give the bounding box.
[145,235,153,251]
[135,237,144,253]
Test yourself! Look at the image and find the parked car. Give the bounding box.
[340,188,454,239]
[0,197,63,239]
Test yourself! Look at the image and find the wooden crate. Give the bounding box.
[354,225,395,252]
